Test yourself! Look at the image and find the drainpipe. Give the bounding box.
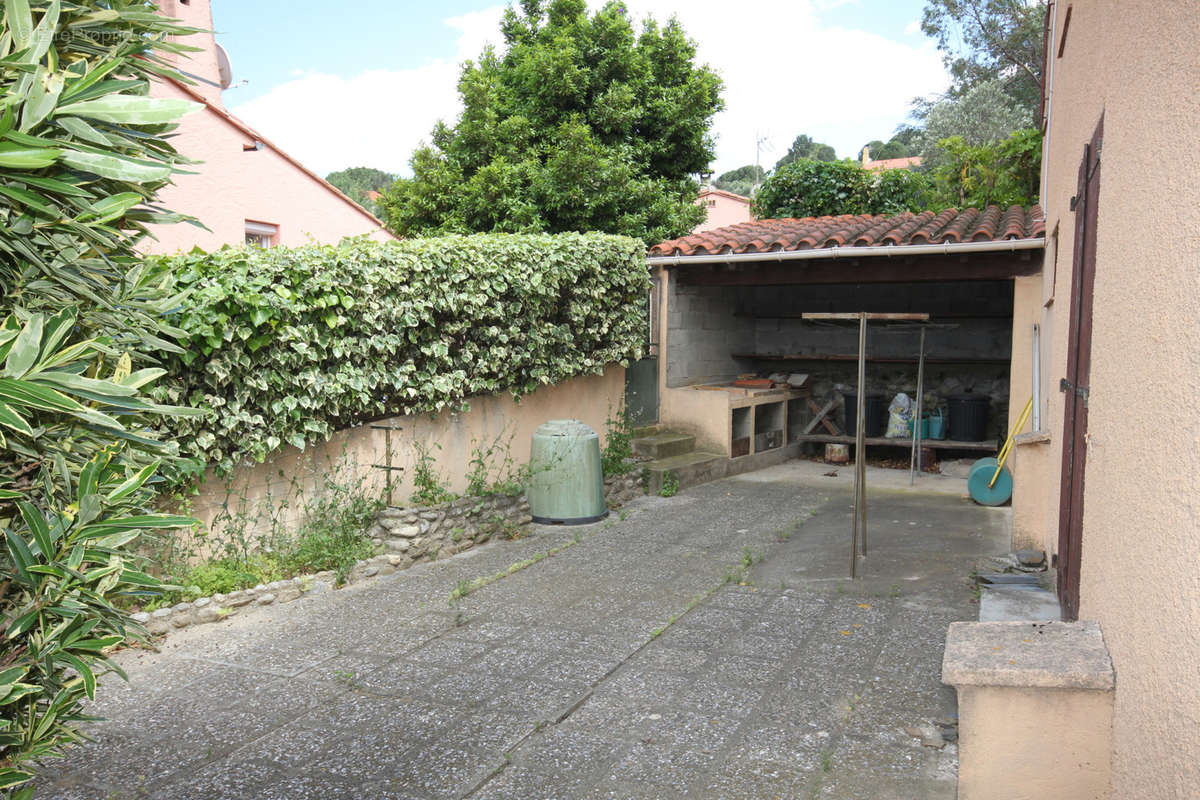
[1032,323,1042,431]
[646,237,1045,267]
[1040,2,1058,210]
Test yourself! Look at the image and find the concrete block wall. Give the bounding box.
[666,283,754,387]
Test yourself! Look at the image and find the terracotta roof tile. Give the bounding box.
[650,206,1044,257]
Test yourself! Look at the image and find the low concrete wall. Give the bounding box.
[944,620,1115,800]
[181,367,626,556]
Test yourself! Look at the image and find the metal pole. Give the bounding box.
[1032,324,1041,431]
[851,312,868,576]
[910,327,927,485]
[384,426,393,507]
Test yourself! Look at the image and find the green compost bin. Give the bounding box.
[528,419,608,525]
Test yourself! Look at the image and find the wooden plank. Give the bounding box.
[793,434,998,452]
[731,353,1011,364]
[803,397,839,435]
[806,399,841,435]
[802,312,929,321]
[675,252,1041,286]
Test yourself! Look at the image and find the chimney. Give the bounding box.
[157,0,224,106]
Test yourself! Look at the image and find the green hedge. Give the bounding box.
[154,234,649,477]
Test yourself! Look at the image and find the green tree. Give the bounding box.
[712,164,764,197]
[921,0,1047,114]
[858,128,920,162]
[325,166,397,210]
[383,0,723,245]
[916,78,1034,166]
[753,160,873,219]
[932,128,1041,208]
[774,134,837,170]
[0,2,201,792]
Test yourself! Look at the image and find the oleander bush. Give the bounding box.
[0,1,204,794]
[152,234,650,478]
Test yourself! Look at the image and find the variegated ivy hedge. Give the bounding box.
[153,234,649,478]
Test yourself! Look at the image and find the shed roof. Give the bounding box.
[650,206,1044,257]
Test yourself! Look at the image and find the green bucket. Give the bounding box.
[926,410,946,440]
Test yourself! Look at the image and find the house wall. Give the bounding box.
[142,81,392,254]
[180,367,625,556]
[142,0,392,253]
[1012,2,1200,795]
[693,192,753,232]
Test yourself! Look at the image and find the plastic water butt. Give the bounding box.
[528,419,608,525]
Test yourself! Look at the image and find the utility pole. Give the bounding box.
[753,132,769,195]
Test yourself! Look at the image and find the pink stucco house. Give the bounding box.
[144,0,395,254]
[693,188,754,233]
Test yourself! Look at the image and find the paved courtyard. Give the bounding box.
[37,461,1008,799]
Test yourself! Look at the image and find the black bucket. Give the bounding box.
[948,393,989,441]
[842,391,886,438]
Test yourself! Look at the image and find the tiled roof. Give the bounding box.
[649,205,1045,257]
[697,188,752,204]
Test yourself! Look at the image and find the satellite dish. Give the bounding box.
[215,42,233,90]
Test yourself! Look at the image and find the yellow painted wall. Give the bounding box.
[1013,2,1200,794]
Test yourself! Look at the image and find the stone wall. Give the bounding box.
[134,473,643,637]
[364,473,642,570]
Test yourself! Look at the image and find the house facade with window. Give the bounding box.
[143,0,394,253]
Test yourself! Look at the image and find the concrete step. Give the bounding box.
[645,451,725,495]
[631,424,660,439]
[632,430,696,460]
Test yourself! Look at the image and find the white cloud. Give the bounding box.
[905,20,922,35]
[230,1,948,178]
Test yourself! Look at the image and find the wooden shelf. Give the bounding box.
[734,312,1013,320]
[732,353,1010,365]
[793,434,998,452]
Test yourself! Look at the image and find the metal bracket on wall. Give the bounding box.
[369,424,405,508]
[1058,377,1089,408]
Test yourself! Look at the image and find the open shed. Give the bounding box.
[645,206,1045,473]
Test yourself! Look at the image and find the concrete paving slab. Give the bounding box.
[37,460,1005,799]
[979,584,1062,621]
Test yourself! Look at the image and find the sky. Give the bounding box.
[211,0,949,180]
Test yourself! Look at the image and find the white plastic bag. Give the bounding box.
[885,392,913,438]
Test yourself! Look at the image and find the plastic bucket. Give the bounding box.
[927,411,946,440]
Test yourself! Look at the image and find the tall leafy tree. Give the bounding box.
[774,134,837,169]
[915,79,1034,166]
[325,166,397,210]
[384,0,723,245]
[920,0,1047,115]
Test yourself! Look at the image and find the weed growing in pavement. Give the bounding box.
[447,535,587,606]
[601,406,637,477]
[660,471,680,497]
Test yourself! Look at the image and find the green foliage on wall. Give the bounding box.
[153,234,649,478]
[0,1,203,792]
